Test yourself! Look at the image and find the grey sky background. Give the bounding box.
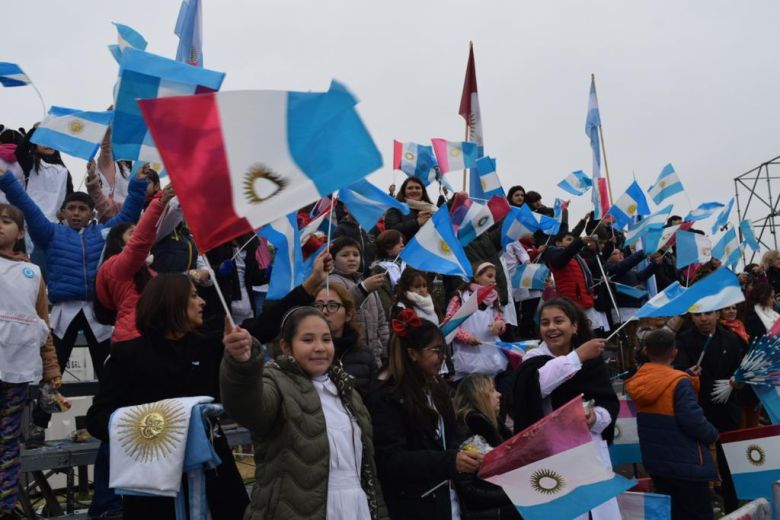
[4,1,780,229]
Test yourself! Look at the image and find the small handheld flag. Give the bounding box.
[31,106,114,160]
[624,205,673,247]
[633,268,743,318]
[740,219,760,252]
[258,213,304,300]
[711,198,735,234]
[684,202,725,223]
[109,22,147,63]
[0,62,31,87]
[557,170,592,196]
[338,178,409,231]
[431,139,479,173]
[511,264,549,291]
[711,227,741,269]
[675,230,712,269]
[470,156,504,199]
[392,140,437,185]
[399,205,473,279]
[175,0,204,67]
[647,164,684,205]
[607,181,651,229]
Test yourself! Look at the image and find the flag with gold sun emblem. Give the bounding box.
[479,396,634,520]
[721,424,780,501]
[647,163,685,205]
[400,205,472,279]
[30,106,114,160]
[606,180,651,229]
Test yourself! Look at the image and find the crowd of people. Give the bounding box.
[2,121,780,519]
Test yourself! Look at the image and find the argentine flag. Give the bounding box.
[609,396,642,466]
[557,170,592,196]
[684,202,724,223]
[31,106,114,160]
[635,268,743,317]
[471,156,504,199]
[431,138,479,173]
[455,196,510,247]
[607,181,651,229]
[711,198,735,234]
[512,263,549,291]
[675,230,712,269]
[393,140,437,185]
[400,205,472,279]
[647,164,684,205]
[175,0,204,67]
[501,205,559,246]
[740,219,760,252]
[633,282,687,319]
[339,178,409,231]
[712,227,741,269]
[0,62,31,87]
[258,213,304,300]
[616,492,671,520]
[624,205,673,247]
[442,290,480,343]
[109,22,147,63]
[721,424,780,501]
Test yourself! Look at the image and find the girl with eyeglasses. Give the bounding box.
[314,284,377,399]
[369,311,482,520]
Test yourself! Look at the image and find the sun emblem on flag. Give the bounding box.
[627,203,637,215]
[613,424,622,439]
[439,239,451,254]
[746,444,766,466]
[115,400,188,463]
[243,164,288,204]
[480,179,488,189]
[658,180,667,188]
[530,468,566,495]
[521,277,531,288]
[68,120,85,134]
[450,148,461,157]
[688,304,701,313]
[702,247,712,257]
[725,245,732,254]
[404,151,415,161]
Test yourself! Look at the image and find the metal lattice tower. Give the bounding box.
[734,155,780,265]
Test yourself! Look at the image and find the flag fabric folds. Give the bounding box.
[624,205,673,247]
[113,48,225,171]
[633,268,744,318]
[721,424,780,501]
[0,62,31,87]
[647,164,684,205]
[711,227,741,269]
[470,156,505,199]
[675,230,712,269]
[607,181,651,229]
[109,22,148,63]
[480,396,634,520]
[459,43,483,145]
[616,492,671,520]
[711,198,735,234]
[399,205,472,280]
[451,195,510,247]
[558,170,592,196]
[431,139,479,173]
[139,80,382,252]
[392,140,437,185]
[257,213,304,300]
[31,106,114,160]
[754,386,780,424]
[609,396,642,466]
[585,78,609,218]
[338,179,409,231]
[175,0,204,67]
[684,202,725,223]
[740,219,760,252]
[501,205,560,246]
[511,264,550,291]
[441,290,480,343]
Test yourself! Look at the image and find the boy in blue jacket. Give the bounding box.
[0,166,147,444]
[625,328,719,520]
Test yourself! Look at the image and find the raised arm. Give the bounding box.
[0,169,55,247]
[103,175,147,227]
[107,194,168,281]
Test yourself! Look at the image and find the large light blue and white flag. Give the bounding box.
[470,156,505,199]
[740,219,760,252]
[585,78,610,218]
[454,196,511,247]
[607,181,651,229]
[393,140,437,185]
[431,138,480,173]
[616,492,671,520]
[501,204,560,246]
[512,263,549,291]
[175,0,203,67]
[721,424,780,501]
[481,397,634,520]
[109,22,147,63]
[684,202,724,223]
[711,198,735,234]
[442,290,480,343]
[31,106,114,160]
[258,213,304,300]
[647,163,684,205]
[113,48,225,167]
[400,205,472,279]
[609,396,642,466]
[634,268,743,317]
[339,178,409,231]
[624,205,673,247]
[0,62,31,87]
[675,230,712,269]
[712,227,741,269]
[557,170,592,196]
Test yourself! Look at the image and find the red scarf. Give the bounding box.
[719,318,749,343]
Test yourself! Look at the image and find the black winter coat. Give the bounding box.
[334,328,376,399]
[86,332,248,520]
[384,207,421,243]
[368,383,460,520]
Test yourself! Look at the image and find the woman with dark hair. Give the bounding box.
[511,298,620,519]
[221,305,388,519]
[95,185,174,341]
[392,268,441,325]
[384,177,437,242]
[743,282,779,342]
[86,274,249,519]
[369,311,483,519]
[506,185,525,208]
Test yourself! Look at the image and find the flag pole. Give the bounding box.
[462,118,469,192]
[30,81,47,121]
[200,252,236,329]
[592,74,614,204]
[461,40,474,193]
[324,193,338,294]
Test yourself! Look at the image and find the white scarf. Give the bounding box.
[406,198,438,214]
[754,304,780,331]
[405,292,439,325]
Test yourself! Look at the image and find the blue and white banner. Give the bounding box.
[711,197,735,234]
[31,106,114,160]
[647,163,684,205]
[634,268,743,317]
[258,213,304,300]
[721,424,780,501]
[607,181,651,229]
[512,263,549,291]
[339,178,409,231]
[393,140,437,185]
[675,229,712,269]
[684,201,725,223]
[557,170,592,196]
[0,62,31,87]
[501,204,560,246]
[470,156,505,199]
[400,205,473,279]
[624,205,673,247]
[175,0,204,67]
[740,219,760,252]
[712,227,741,269]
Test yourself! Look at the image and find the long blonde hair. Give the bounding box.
[454,374,498,429]
[761,250,780,271]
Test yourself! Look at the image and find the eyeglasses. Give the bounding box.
[313,302,345,313]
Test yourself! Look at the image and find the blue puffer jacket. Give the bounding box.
[624,363,719,481]
[0,171,147,303]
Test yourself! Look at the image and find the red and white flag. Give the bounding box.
[459,43,483,146]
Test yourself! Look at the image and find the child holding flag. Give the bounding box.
[625,328,718,519]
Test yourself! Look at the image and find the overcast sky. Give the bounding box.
[4,1,780,229]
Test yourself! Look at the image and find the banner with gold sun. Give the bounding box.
[721,423,780,501]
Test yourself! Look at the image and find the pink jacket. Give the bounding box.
[96,197,164,343]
